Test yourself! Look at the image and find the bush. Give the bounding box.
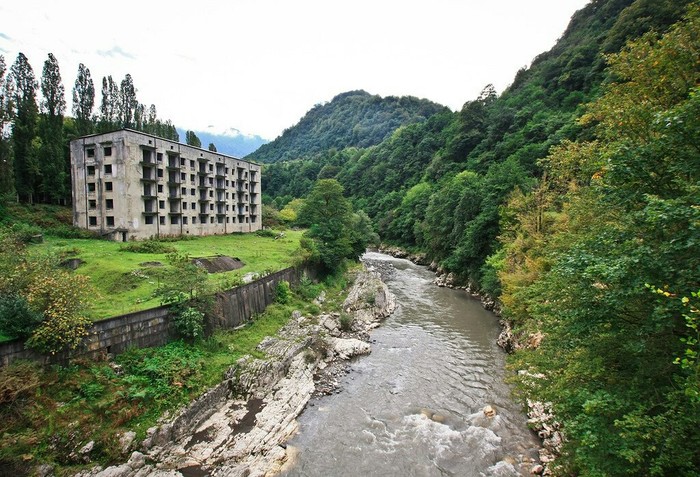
[7,222,43,243]
[0,294,44,340]
[255,229,278,238]
[339,313,353,331]
[276,280,292,304]
[119,240,177,254]
[172,306,205,341]
[298,275,323,301]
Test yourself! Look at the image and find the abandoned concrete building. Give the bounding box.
[70,129,262,241]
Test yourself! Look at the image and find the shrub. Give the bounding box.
[339,313,353,331]
[0,294,44,340]
[255,229,278,238]
[172,306,205,341]
[119,240,176,254]
[276,280,292,304]
[298,275,323,301]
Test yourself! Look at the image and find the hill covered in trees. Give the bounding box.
[245,90,447,163]
[263,0,699,474]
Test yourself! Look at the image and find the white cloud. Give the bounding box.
[0,0,590,140]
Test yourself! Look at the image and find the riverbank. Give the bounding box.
[72,264,396,477]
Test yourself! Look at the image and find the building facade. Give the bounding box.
[70,129,261,240]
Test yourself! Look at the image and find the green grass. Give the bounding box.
[30,231,304,319]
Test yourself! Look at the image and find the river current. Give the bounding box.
[282,252,540,476]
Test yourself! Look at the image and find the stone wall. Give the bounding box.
[0,266,304,366]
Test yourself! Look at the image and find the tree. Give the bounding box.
[0,55,14,196]
[208,142,217,152]
[39,53,67,203]
[118,74,137,128]
[185,130,201,147]
[10,52,39,203]
[298,179,354,272]
[72,63,95,136]
[98,75,118,132]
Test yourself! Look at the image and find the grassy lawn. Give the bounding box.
[30,231,304,319]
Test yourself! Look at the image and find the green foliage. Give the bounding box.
[339,313,352,332]
[248,90,447,164]
[0,294,44,340]
[171,306,205,341]
[275,280,292,305]
[119,239,176,254]
[501,7,700,475]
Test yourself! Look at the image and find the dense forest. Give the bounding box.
[261,0,699,474]
[246,90,447,164]
[0,55,182,206]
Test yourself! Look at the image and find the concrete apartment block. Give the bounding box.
[70,129,262,240]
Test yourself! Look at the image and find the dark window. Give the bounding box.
[86,148,95,157]
[181,172,186,180]
[88,216,97,226]
[181,187,187,195]
[157,168,164,178]
[157,152,163,162]
[104,164,112,174]
[209,204,214,211]
[192,216,197,224]
[88,199,96,209]
[191,188,195,195]
[183,217,188,225]
[171,216,179,225]
[190,174,195,182]
[106,216,114,226]
[209,164,213,172]
[158,184,163,193]
[159,200,165,209]
[87,182,96,192]
[183,202,188,210]
[180,158,186,166]
[145,216,154,225]
[159,216,165,225]
[105,182,113,191]
[105,199,113,209]
[210,217,214,224]
[104,146,112,156]
[87,165,95,175]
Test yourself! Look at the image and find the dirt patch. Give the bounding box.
[60,258,85,270]
[192,256,245,274]
[139,261,163,267]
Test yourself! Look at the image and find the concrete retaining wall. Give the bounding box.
[0,266,304,366]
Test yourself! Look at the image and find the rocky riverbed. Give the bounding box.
[72,265,396,477]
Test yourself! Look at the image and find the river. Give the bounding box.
[282,252,540,476]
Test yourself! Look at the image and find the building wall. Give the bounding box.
[71,129,262,240]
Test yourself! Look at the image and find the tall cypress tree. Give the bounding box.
[72,63,94,137]
[10,52,39,203]
[39,53,66,203]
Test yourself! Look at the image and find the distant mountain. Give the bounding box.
[176,127,268,158]
[245,90,448,163]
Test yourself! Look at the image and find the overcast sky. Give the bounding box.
[0,0,590,140]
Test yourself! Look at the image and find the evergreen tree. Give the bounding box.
[72,63,94,136]
[208,142,217,152]
[10,52,39,203]
[0,55,14,197]
[39,53,66,203]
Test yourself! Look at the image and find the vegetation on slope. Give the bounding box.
[259,0,699,474]
[0,275,348,475]
[248,90,447,164]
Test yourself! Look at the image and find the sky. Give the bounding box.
[0,0,590,140]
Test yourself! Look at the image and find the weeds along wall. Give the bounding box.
[0,266,305,366]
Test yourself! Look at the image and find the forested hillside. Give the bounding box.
[263,0,699,473]
[246,90,447,163]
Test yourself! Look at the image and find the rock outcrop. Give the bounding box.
[72,265,396,477]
